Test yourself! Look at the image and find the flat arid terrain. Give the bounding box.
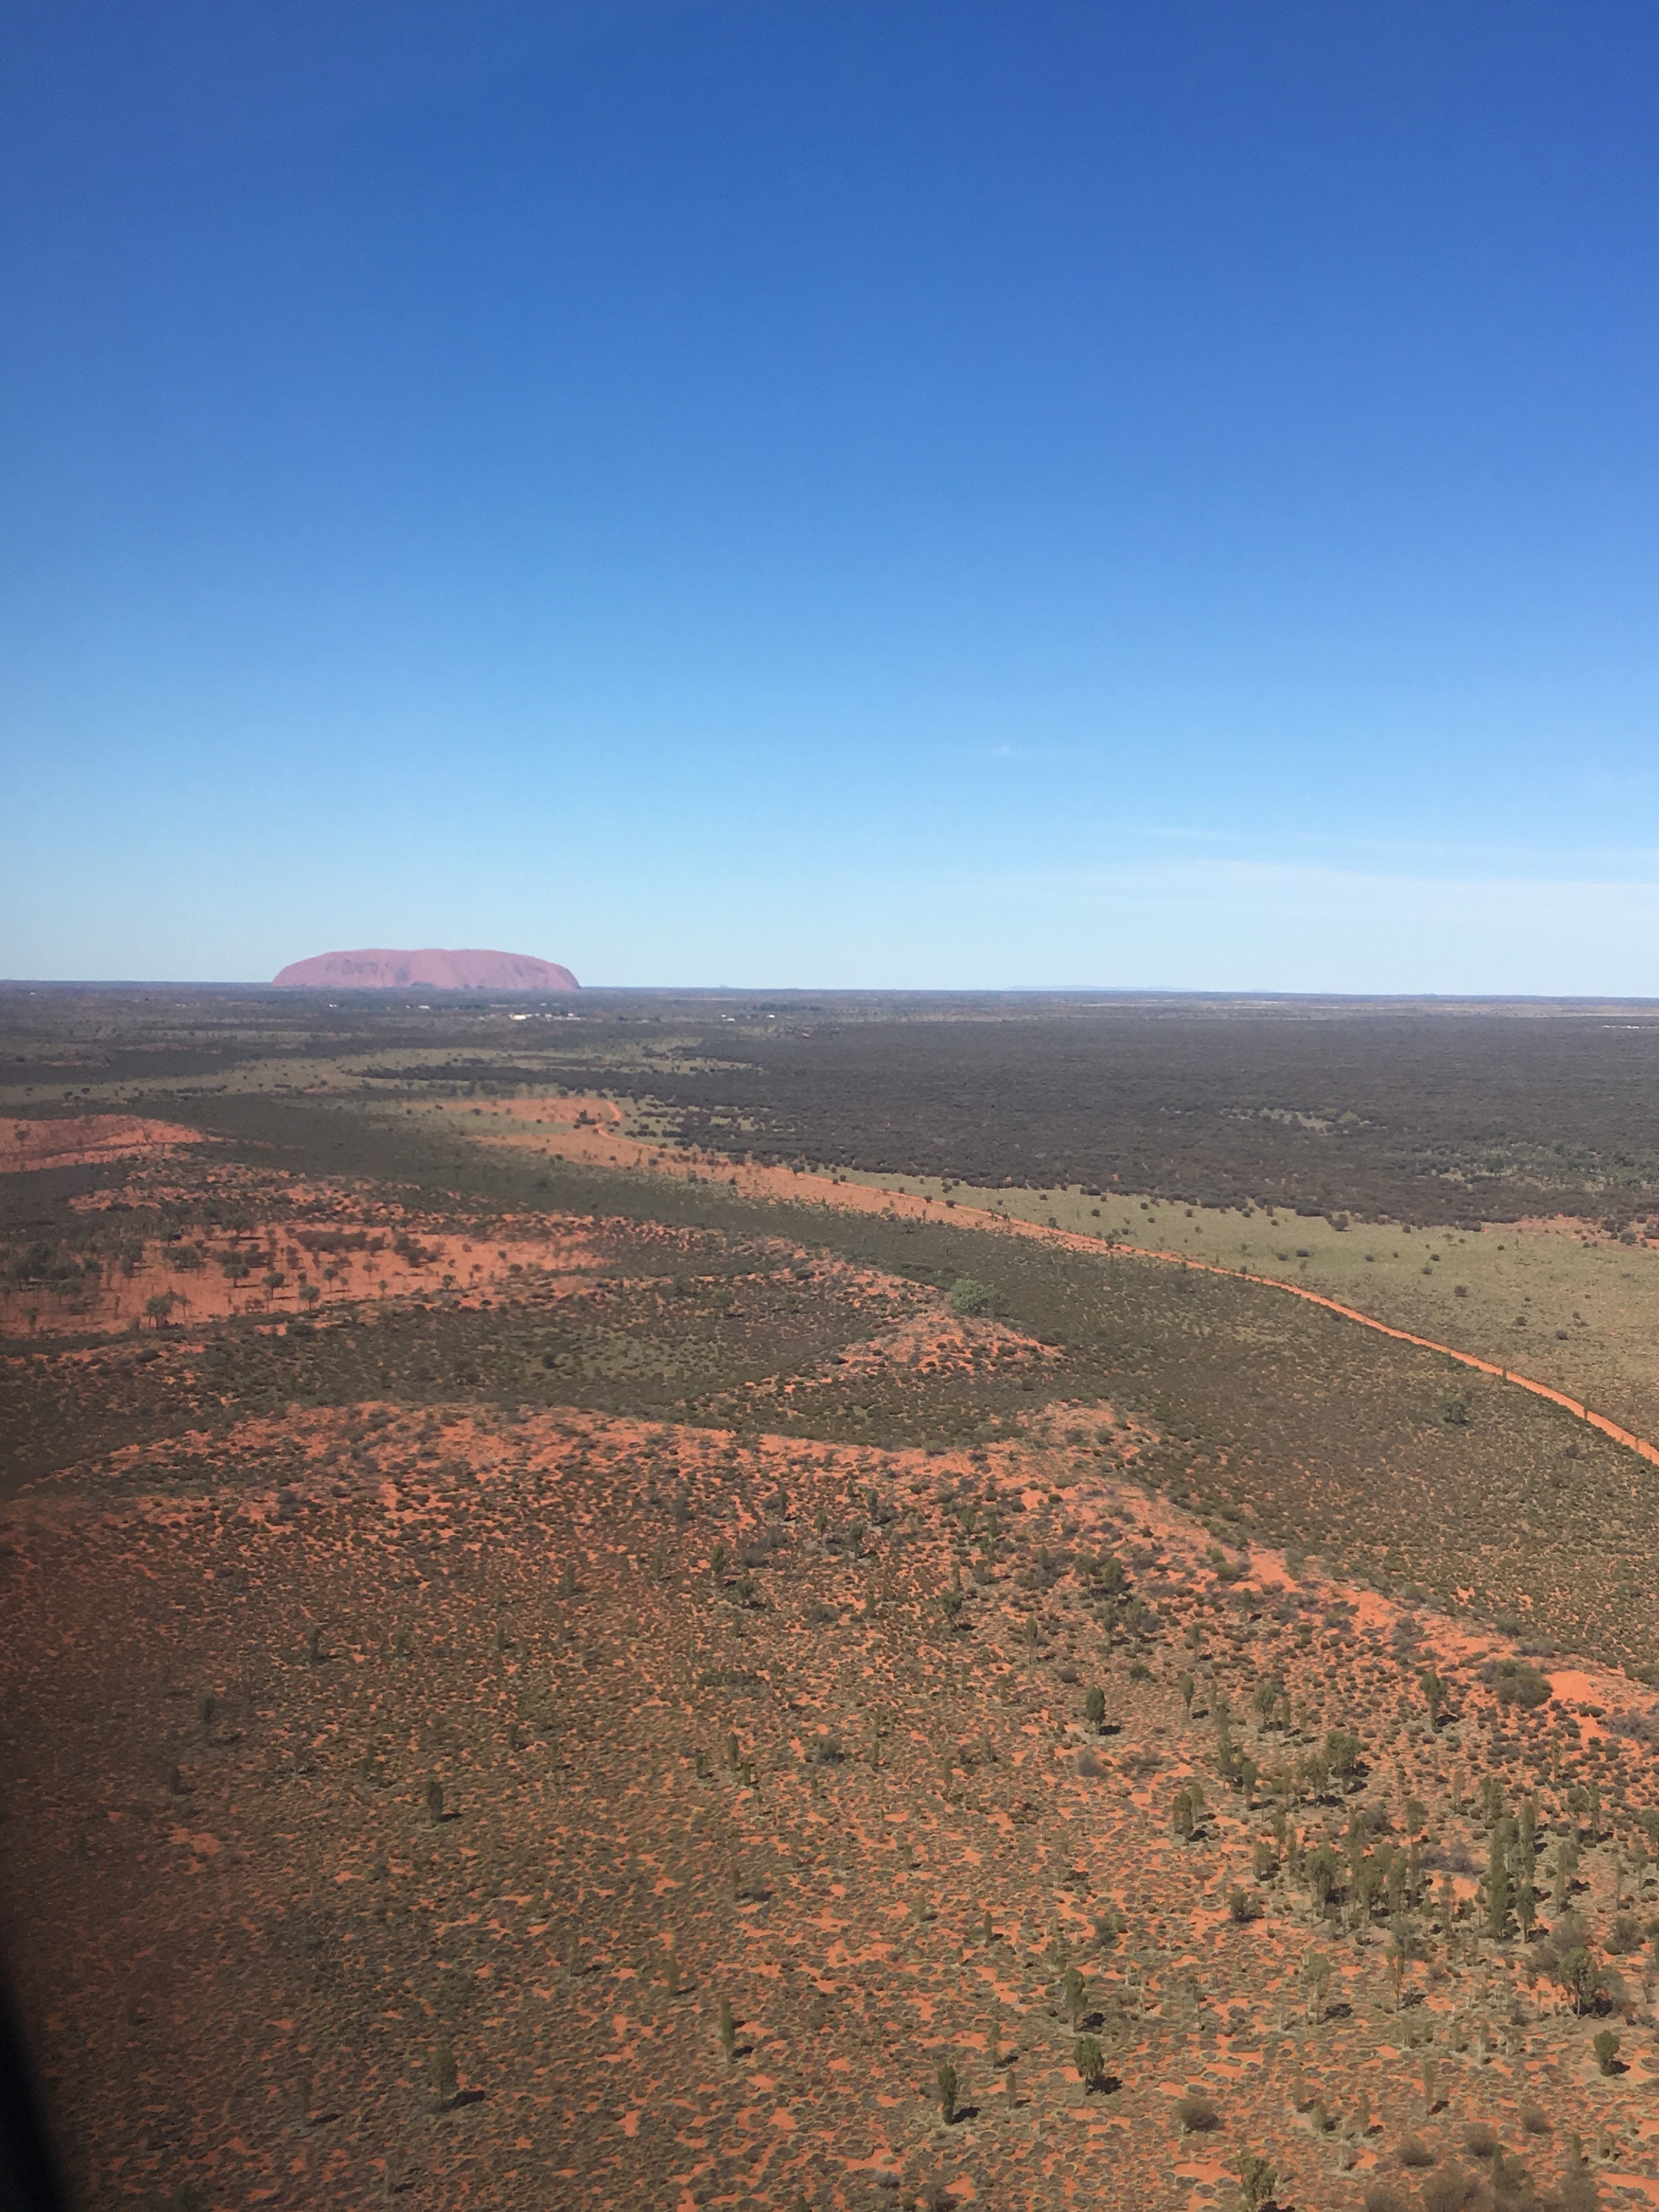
[8,988,1659,2212]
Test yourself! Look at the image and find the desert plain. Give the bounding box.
[7,988,1659,2212]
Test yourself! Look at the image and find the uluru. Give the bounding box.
[272,947,579,992]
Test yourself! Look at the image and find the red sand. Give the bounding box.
[7,1116,1659,2207]
[0,1202,605,1339]
[1,1114,209,1175]
[4,1396,1654,2211]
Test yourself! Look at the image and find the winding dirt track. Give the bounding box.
[449,1102,1659,1469]
[987,1213,1659,1470]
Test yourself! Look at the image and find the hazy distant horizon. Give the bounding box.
[11,978,1659,1015]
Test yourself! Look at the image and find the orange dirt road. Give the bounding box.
[449,1102,1659,1471]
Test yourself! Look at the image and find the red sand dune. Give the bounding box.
[271,946,579,992]
[1,1114,207,1174]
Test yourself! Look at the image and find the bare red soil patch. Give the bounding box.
[1,1113,209,1174]
[1,1156,607,1341]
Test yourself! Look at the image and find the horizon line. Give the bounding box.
[7,978,1659,1009]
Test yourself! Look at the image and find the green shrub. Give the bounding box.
[1236,2154,1277,2212]
[1423,2174,1474,2212]
[1488,1657,1551,1709]
[1177,2093,1220,2133]
[948,1278,994,1317]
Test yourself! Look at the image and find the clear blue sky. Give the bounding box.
[5,1,1659,990]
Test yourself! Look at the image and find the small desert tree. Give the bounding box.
[1303,1951,1332,2022]
[940,1570,966,1627]
[1236,2152,1277,2212]
[1301,1745,1332,1800]
[936,2058,958,2123]
[1514,1872,1537,1939]
[1386,1937,1407,2010]
[1073,2033,1105,2093]
[1325,1728,1361,1787]
[1304,1842,1341,1911]
[1486,1820,1514,1939]
[1555,1945,1604,2016]
[429,2039,459,2111]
